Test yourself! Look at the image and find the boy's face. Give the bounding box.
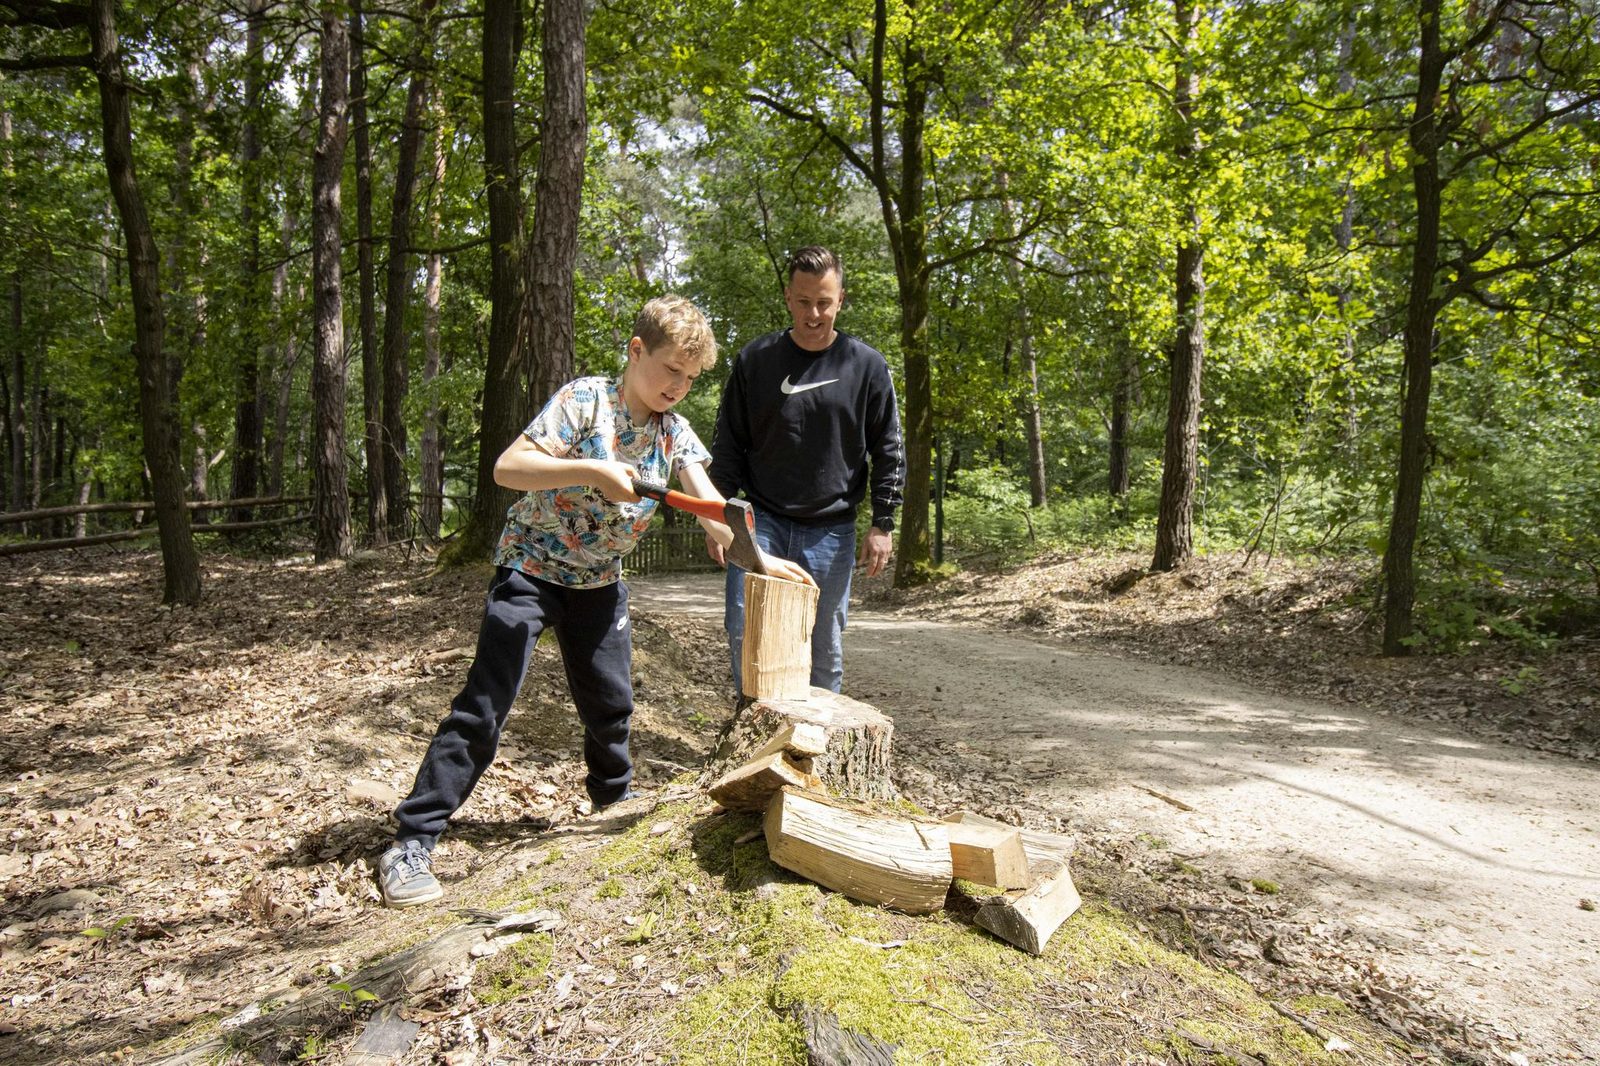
[784,268,844,352]
[625,339,699,416]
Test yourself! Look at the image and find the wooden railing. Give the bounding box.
[0,495,311,557]
[627,525,721,576]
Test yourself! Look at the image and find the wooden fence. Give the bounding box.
[627,525,722,577]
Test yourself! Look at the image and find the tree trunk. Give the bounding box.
[521,0,586,409]
[449,0,526,562]
[890,39,933,587]
[4,104,24,516]
[1382,0,1446,656]
[419,107,449,539]
[1152,0,1205,574]
[87,0,200,604]
[381,7,439,543]
[230,0,268,522]
[267,62,317,499]
[998,188,1046,508]
[350,0,386,544]
[310,5,353,561]
[1109,346,1134,501]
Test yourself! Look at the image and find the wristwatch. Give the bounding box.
[871,515,895,534]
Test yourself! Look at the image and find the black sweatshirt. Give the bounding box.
[708,328,904,526]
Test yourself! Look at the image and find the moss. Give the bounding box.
[669,976,807,1065]
[953,877,1006,898]
[599,800,700,880]
[1171,859,1201,876]
[1136,832,1169,849]
[596,877,625,900]
[476,933,555,1006]
[1291,993,1352,1017]
[1250,879,1281,895]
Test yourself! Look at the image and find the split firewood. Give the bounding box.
[707,751,823,812]
[705,689,896,805]
[742,572,821,700]
[942,812,1080,955]
[945,820,1030,890]
[746,721,830,770]
[764,787,951,914]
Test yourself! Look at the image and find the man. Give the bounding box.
[707,246,904,695]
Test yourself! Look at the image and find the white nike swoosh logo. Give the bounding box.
[780,375,839,395]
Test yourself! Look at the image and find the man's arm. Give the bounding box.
[857,361,904,578]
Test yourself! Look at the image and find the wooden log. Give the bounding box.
[764,787,951,914]
[946,821,1031,890]
[707,751,823,812]
[346,1005,421,1065]
[742,572,820,700]
[968,859,1082,956]
[794,1006,897,1066]
[943,811,1079,954]
[704,689,897,805]
[746,721,829,769]
[942,810,1075,866]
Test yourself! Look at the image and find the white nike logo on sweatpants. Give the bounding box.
[780,375,839,395]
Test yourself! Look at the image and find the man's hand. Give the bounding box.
[858,526,892,577]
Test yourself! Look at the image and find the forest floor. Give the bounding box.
[0,542,1594,1065]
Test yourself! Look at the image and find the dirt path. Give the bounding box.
[631,573,1600,1064]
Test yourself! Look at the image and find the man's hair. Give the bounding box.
[633,294,718,372]
[787,245,844,288]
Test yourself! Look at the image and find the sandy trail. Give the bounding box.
[631,573,1600,1062]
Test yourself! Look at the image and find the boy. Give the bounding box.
[379,295,813,907]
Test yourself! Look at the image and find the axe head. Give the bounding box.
[721,498,769,575]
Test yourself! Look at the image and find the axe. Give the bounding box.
[631,479,770,576]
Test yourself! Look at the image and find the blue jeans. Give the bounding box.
[725,510,855,695]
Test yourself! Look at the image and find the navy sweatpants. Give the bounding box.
[394,567,634,849]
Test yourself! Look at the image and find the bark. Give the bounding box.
[521,0,586,409]
[4,105,23,515]
[418,107,448,539]
[451,0,526,561]
[1381,0,1446,655]
[350,0,385,543]
[310,6,352,561]
[230,0,268,521]
[1152,0,1205,573]
[87,0,200,603]
[380,5,439,543]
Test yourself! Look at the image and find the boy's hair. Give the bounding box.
[787,245,844,288]
[633,294,718,372]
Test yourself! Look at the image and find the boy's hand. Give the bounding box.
[760,552,817,587]
[705,532,726,567]
[591,461,641,503]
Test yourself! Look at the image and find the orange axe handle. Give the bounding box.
[630,479,730,526]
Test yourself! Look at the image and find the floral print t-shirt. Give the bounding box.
[494,375,710,588]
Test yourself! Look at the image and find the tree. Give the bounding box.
[350,0,386,543]
[447,0,525,562]
[310,3,352,560]
[520,0,586,408]
[1152,0,1206,572]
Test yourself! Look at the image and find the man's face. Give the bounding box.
[784,269,844,352]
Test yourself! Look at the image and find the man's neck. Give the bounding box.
[789,327,839,353]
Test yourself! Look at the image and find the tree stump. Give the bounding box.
[742,572,819,700]
[703,689,898,805]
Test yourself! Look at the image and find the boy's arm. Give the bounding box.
[493,435,640,501]
[679,462,815,587]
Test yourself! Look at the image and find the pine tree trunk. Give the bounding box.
[88,0,200,604]
[350,0,386,545]
[890,39,932,587]
[311,5,353,561]
[452,0,526,562]
[1152,0,1205,574]
[230,0,267,522]
[4,105,25,516]
[381,11,437,543]
[419,109,449,540]
[1109,347,1133,501]
[521,0,586,408]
